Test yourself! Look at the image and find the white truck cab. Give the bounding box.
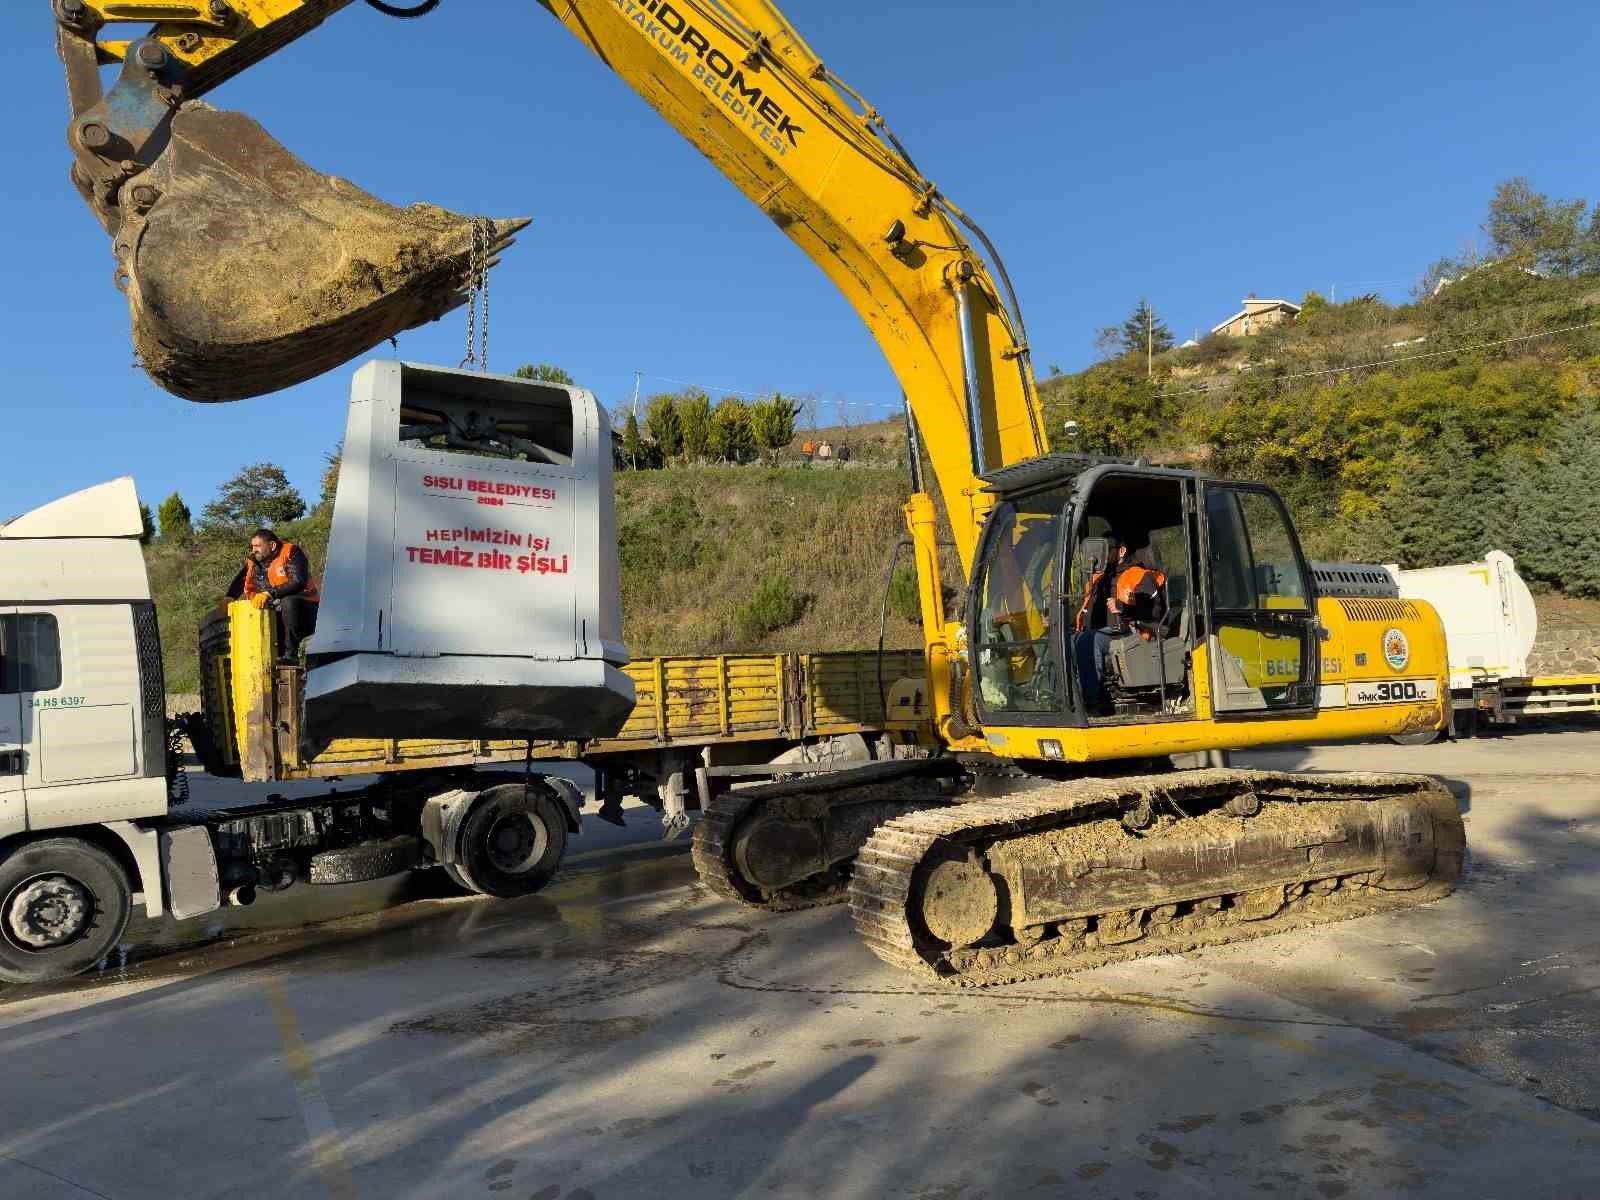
[0,477,175,982]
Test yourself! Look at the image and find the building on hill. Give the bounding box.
[1211,294,1301,338]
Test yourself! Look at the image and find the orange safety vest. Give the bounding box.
[242,541,320,604]
[1075,563,1166,639]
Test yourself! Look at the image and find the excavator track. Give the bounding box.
[691,758,963,912]
[850,768,1464,986]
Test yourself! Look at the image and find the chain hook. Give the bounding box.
[459,217,491,372]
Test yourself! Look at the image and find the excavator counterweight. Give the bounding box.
[109,104,527,400]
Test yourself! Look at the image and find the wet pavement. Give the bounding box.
[3,732,1599,1199]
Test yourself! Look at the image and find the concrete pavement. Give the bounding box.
[2,730,1598,1199]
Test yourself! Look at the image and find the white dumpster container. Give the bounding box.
[305,360,633,739]
[1387,550,1537,688]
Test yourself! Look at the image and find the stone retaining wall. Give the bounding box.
[1527,637,1600,676]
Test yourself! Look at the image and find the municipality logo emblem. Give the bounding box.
[1382,627,1410,672]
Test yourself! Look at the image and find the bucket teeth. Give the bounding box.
[112,102,528,401]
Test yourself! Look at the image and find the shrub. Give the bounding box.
[735,574,806,642]
[887,564,921,623]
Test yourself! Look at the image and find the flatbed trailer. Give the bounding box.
[199,603,922,786]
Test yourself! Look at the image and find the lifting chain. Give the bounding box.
[459,216,492,372]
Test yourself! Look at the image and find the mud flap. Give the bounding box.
[160,824,221,920]
[114,102,528,401]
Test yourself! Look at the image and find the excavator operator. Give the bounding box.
[1073,528,1168,712]
[226,529,321,661]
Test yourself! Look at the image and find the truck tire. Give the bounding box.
[452,784,567,898]
[0,838,132,985]
[306,835,422,885]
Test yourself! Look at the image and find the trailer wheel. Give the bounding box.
[0,838,132,984]
[453,784,567,898]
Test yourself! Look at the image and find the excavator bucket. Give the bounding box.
[112,103,528,401]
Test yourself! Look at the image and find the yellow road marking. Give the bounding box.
[265,978,359,1200]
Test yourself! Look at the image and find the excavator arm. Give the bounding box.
[52,0,1045,564]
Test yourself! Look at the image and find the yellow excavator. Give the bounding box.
[53,0,1464,984]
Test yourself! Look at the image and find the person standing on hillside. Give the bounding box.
[226,528,321,661]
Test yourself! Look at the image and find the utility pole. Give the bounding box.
[629,370,641,470]
[1146,305,1153,379]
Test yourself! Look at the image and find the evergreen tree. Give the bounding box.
[678,391,713,462]
[750,393,800,463]
[156,492,192,541]
[1503,407,1600,596]
[708,399,755,463]
[1369,424,1500,568]
[138,503,155,546]
[619,410,650,469]
[644,393,682,461]
[1119,299,1174,356]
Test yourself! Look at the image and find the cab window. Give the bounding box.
[973,491,1068,715]
[0,614,62,693]
[1205,489,1309,611]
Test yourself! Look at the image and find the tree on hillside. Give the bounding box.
[199,463,306,534]
[644,393,682,460]
[157,492,192,542]
[1092,326,1123,361]
[319,442,342,511]
[1482,177,1591,278]
[678,391,713,462]
[619,410,653,469]
[138,503,155,546]
[708,398,755,463]
[1119,300,1174,357]
[1049,365,1173,457]
[515,363,575,384]
[1349,423,1508,568]
[1503,406,1600,597]
[1421,178,1598,294]
[751,393,800,464]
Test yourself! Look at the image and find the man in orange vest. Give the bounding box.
[226,528,321,660]
[1072,530,1168,711]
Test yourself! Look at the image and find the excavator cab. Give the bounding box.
[969,457,1321,732]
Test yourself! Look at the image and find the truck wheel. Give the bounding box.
[453,785,567,898]
[0,838,132,984]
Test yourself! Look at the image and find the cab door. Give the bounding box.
[0,613,29,836]
[1201,484,1319,718]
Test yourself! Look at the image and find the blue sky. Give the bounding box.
[4,1,1595,520]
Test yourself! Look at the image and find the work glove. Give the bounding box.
[250,592,271,610]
